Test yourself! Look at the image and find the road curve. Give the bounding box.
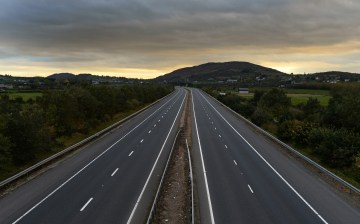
[0,87,186,224]
[190,88,360,224]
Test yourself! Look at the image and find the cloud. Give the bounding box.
[0,0,359,76]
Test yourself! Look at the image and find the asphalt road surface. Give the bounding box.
[0,87,186,224]
[190,88,360,224]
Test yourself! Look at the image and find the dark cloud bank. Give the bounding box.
[0,0,359,76]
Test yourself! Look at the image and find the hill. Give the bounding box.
[156,61,286,82]
[47,73,76,80]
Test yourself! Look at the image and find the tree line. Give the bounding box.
[204,84,360,183]
[0,85,172,178]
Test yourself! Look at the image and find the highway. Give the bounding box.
[190,88,360,224]
[1,86,359,224]
[0,87,186,224]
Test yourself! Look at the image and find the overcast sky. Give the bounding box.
[0,0,359,78]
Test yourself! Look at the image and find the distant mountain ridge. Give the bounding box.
[47,73,103,80]
[3,62,358,84]
[156,61,287,82]
[47,73,76,80]
[311,71,360,77]
[47,73,132,82]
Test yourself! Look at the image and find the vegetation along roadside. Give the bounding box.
[0,84,173,182]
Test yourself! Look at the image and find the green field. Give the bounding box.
[250,88,331,95]
[0,92,43,101]
[287,94,331,106]
[238,89,331,106]
[283,89,331,95]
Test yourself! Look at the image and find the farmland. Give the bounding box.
[238,88,331,106]
[0,91,43,101]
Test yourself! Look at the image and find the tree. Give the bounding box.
[251,89,291,125]
[6,105,52,165]
[325,86,360,133]
[0,134,11,169]
[252,90,265,105]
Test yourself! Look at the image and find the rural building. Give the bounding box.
[227,79,237,83]
[239,88,249,94]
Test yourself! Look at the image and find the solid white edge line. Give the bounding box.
[128,151,134,157]
[192,90,216,224]
[80,198,93,211]
[111,168,119,177]
[11,89,182,224]
[248,185,254,194]
[186,139,195,224]
[198,90,328,224]
[126,90,187,224]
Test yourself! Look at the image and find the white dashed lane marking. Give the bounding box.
[80,198,93,212]
[111,168,119,177]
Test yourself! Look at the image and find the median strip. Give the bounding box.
[151,89,193,224]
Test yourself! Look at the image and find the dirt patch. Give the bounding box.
[153,90,192,223]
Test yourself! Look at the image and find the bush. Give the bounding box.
[278,120,316,145]
[308,128,360,167]
[238,103,255,118]
[251,107,271,126]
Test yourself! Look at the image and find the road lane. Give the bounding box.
[0,88,186,224]
[191,88,360,224]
